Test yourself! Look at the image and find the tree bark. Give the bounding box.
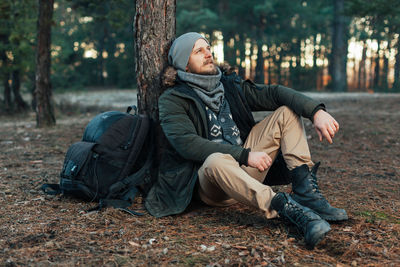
[0,29,12,112]
[276,52,282,85]
[331,0,348,92]
[12,69,29,111]
[382,53,389,91]
[1,49,12,112]
[393,40,400,91]
[237,34,246,78]
[35,0,55,127]
[98,23,107,86]
[254,40,265,83]
[291,39,301,89]
[267,56,272,84]
[134,0,176,121]
[373,40,381,91]
[3,73,12,112]
[357,42,367,90]
[312,35,318,90]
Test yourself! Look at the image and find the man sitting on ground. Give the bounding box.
[144,32,348,249]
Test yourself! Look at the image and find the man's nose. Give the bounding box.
[204,49,212,58]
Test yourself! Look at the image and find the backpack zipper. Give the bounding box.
[121,116,142,150]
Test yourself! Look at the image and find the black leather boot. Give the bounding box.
[290,163,348,221]
[271,192,331,249]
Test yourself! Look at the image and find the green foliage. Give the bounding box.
[1,0,399,94]
[0,0,37,89]
[51,0,136,90]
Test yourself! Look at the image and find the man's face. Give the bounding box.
[186,38,218,75]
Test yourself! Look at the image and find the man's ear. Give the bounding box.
[185,65,189,72]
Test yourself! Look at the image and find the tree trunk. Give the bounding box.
[373,40,381,91]
[218,0,235,67]
[254,40,265,83]
[353,57,357,90]
[276,53,282,85]
[393,40,400,92]
[0,31,12,112]
[134,0,176,120]
[135,0,176,165]
[267,56,272,84]
[3,73,12,112]
[331,0,348,92]
[223,35,233,66]
[237,34,246,78]
[291,40,301,88]
[35,0,55,127]
[358,42,367,90]
[12,69,29,111]
[382,53,389,91]
[98,24,107,86]
[1,48,12,112]
[312,35,318,89]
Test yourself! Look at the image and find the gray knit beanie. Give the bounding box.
[168,32,209,71]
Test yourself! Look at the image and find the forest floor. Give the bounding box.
[0,92,399,266]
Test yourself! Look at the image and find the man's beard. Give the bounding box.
[202,62,218,75]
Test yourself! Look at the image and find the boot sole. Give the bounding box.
[320,214,348,222]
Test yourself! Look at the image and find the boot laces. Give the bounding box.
[285,201,312,228]
[309,173,322,196]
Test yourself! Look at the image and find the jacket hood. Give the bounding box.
[162,63,237,88]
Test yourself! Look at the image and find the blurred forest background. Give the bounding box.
[1,0,400,116]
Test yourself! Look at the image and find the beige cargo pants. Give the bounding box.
[197,106,314,219]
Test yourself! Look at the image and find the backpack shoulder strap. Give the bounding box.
[106,146,154,198]
[41,183,62,195]
[118,114,150,179]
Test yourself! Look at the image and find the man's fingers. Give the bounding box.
[257,162,266,172]
[327,124,335,138]
[333,120,340,131]
[260,161,267,171]
[322,129,333,143]
[249,152,273,171]
[259,155,272,172]
[265,155,272,166]
[316,128,323,142]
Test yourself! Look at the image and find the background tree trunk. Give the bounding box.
[312,35,319,90]
[331,0,348,92]
[382,53,389,90]
[357,42,367,90]
[2,73,12,112]
[12,69,29,111]
[254,39,265,83]
[237,34,246,78]
[373,40,381,91]
[134,0,176,121]
[0,33,12,112]
[393,39,400,92]
[276,52,282,85]
[35,0,55,127]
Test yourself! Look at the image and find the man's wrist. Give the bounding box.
[311,104,326,123]
[239,148,251,166]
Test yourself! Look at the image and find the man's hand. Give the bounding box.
[313,109,339,144]
[248,151,272,172]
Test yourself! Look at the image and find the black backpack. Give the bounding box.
[42,106,155,215]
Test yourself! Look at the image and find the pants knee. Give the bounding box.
[276,106,297,117]
[203,152,227,169]
[275,106,301,125]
